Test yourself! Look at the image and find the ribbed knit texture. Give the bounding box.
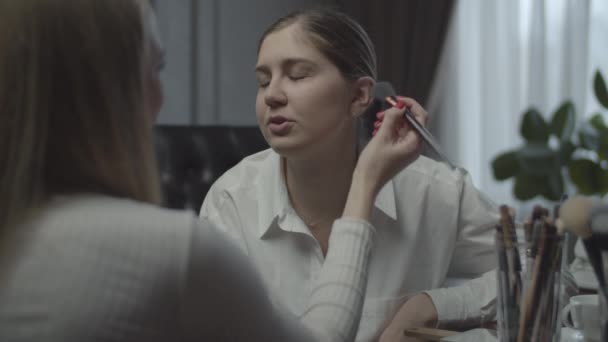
[0,195,375,342]
[301,218,375,342]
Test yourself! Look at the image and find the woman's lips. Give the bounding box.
[268,116,293,135]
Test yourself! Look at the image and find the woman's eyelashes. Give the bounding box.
[287,73,308,81]
[260,73,309,87]
[288,64,314,81]
[257,78,270,88]
[256,67,313,88]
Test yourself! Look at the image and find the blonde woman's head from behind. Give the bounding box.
[0,0,164,236]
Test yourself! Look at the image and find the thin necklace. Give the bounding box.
[282,159,327,229]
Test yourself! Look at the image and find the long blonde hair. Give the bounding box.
[0,0,161,239]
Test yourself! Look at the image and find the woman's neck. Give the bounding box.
[283,140,358,227]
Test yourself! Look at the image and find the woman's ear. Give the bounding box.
[350,76,375,118]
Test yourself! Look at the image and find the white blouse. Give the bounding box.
[201,149,500,341]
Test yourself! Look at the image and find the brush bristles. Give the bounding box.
[372,82,396,102]
[559,195,593,238]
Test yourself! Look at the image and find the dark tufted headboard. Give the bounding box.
[154,125,269,213]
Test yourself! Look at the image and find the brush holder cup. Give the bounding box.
[495,231,563,342]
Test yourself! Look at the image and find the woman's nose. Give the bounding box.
[264,80,287,108]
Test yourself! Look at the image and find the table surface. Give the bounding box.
[438,327,585,342]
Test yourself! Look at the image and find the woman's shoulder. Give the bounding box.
[28,194,199,285]
[43,193,198,241]
[4,195,202,338]
[394,155,470,188]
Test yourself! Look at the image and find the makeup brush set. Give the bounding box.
[496,196,608,341]
[496,204,564,341]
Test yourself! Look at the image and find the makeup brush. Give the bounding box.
[523,206,547,287]
[553,195,580,304]
[372,82,455,168]
[559,196,607,300]
[495,225,513,340]
[529,206,547,261]
[518,220,561,342]
[402,327,458,341]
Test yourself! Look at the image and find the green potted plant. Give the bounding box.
[491,70,608,201]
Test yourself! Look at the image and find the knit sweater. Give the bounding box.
[0,194,374,342]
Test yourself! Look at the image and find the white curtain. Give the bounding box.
[428,0,608,209]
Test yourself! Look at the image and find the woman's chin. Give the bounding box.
[267,138,307,158]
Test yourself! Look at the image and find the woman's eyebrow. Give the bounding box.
[255,58,316,74]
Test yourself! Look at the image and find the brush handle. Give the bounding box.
[517,228,560,342]
[384,95,455,169]
[530,220,543,257]
[402,108,456,169]
[402,327,458,341]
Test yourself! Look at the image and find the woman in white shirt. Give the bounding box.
[200,8,500,342]
[0,1,423,341]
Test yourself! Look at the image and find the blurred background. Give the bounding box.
[151,0,608,210]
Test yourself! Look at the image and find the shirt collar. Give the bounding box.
[256,151,290,238]
[375,179,398,221]
[256,151,398,238]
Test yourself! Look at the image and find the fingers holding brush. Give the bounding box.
[375,102,423,156]
[372,97,428,137]
[396,96,428,126]
[372,104,421,155]
[357,104,423,191]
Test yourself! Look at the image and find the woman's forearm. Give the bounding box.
[342,168,377,221]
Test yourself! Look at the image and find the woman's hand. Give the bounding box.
[357,97,428,195]
[342,97,427,221]
[379,293,439,342]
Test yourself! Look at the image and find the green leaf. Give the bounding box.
[520,109,550,143]
[492,151,520,180]
[542,172,564,201]
[589,113,608,133]
[516,144,558,175]
[558,141,576,164]
[579,127,600,151]
[550,101,576,141]
[514,174,545,200]
[568,159,608,195]
[597,133,608,161]
[594,70,608,110]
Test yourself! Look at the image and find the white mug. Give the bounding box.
[561,294,600,341]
